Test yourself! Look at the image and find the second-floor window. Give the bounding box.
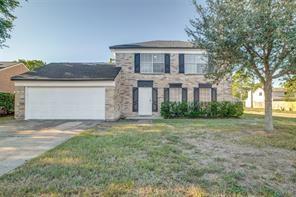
[140,54,165,73]
[184,54,207,74]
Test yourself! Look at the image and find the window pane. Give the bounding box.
[185,64,198,74]
[153,54,164,63]
[141,62,153,73]
[141,54,152,63]
[140,53,164,73]
[170,88,182,102]
[199,88,212,102]
[153,63,165,73]
[184,54,207,74]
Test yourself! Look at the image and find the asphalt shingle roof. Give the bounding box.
[109,40,195,49]
[0,61,19,70]
[11,63,121,81]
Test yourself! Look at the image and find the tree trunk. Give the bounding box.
[264,79,273,132]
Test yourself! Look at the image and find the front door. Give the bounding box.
[139,87,152,115]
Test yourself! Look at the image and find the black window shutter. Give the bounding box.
[182,88,188,102]
[152,88,158,112]
[165,54,170,73]
[164,88,170,102]
[179,54,185,73]
[134,53,140,73]
[132,87,138,112]
[194,88,199,103]
[211,88,217,101]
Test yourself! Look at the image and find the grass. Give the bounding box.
[245,107,296,114]
[0,115,13,123]
[0,114,295,196]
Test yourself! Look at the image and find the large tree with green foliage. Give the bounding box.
[283,76,296,100]
[0,0,20,48]
[18,59,45,71]
[187,0,296,131]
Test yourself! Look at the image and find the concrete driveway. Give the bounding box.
[0,120,100,176]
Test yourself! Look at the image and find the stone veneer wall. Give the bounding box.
[105,71,122,121]
[14,86,25,120]
[0,64,29,93]
[115,53,233,118]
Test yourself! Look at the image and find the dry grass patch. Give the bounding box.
[0,115,295,196]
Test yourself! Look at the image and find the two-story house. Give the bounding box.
[12,41,232,120]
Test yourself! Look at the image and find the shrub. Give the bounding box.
[0,92,14,116]
[160,101,243,119]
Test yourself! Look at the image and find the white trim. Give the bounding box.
[15,81,115,87]
[25,86,28,120]
[0,63,29,72]
[110,48,207,54]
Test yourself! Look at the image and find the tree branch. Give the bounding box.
[243,45,266,83]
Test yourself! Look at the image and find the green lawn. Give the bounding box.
[0,114,295,196]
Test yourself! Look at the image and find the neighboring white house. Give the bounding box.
[245,87,296,111]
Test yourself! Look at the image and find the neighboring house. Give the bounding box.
[0,62,29,93]
[12,40,233,120]
[245,87,295,108]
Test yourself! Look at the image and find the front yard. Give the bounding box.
[0,114,295,196]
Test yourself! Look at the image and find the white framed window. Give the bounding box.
[199,88,212,102]
[140,54,165,73]
[184,54,207,74]
[170,88,182,102]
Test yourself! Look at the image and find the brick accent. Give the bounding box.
[0,64,29,93]
[115,53,233,118]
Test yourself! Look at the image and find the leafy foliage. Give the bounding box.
[18,59,45,71]
[186,0,296,131]
[232,70,261,100]
[0,0,20,48]
[283,76,296,99]
[160,101,243,119]
[0,92,14,115]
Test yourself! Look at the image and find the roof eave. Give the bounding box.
[109,46,199,50]
[11,78,116,81]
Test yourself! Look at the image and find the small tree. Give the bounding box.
[283,76,296,100]
[18,59,45,71]
[232,70,261,102]
[187,0,296,131]
[0,0,20,48]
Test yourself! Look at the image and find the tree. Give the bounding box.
[187,0,296,131]
[18,59,45,71]
[0,0,20,48]
[232,70,261,102]
[283,76,296,100]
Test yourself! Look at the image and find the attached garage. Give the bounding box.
[25,87,105,120]
[12,63,121,121]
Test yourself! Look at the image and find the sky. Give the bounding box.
[0,0,197,63]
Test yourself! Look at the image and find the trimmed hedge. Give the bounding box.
[0,92,14,115]
[160,101,244,119]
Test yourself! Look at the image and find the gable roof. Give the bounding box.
[0,61,20,70]
[11,63,121,81]
[109,40,195,49]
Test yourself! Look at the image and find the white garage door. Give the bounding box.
[25,87,105,120]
